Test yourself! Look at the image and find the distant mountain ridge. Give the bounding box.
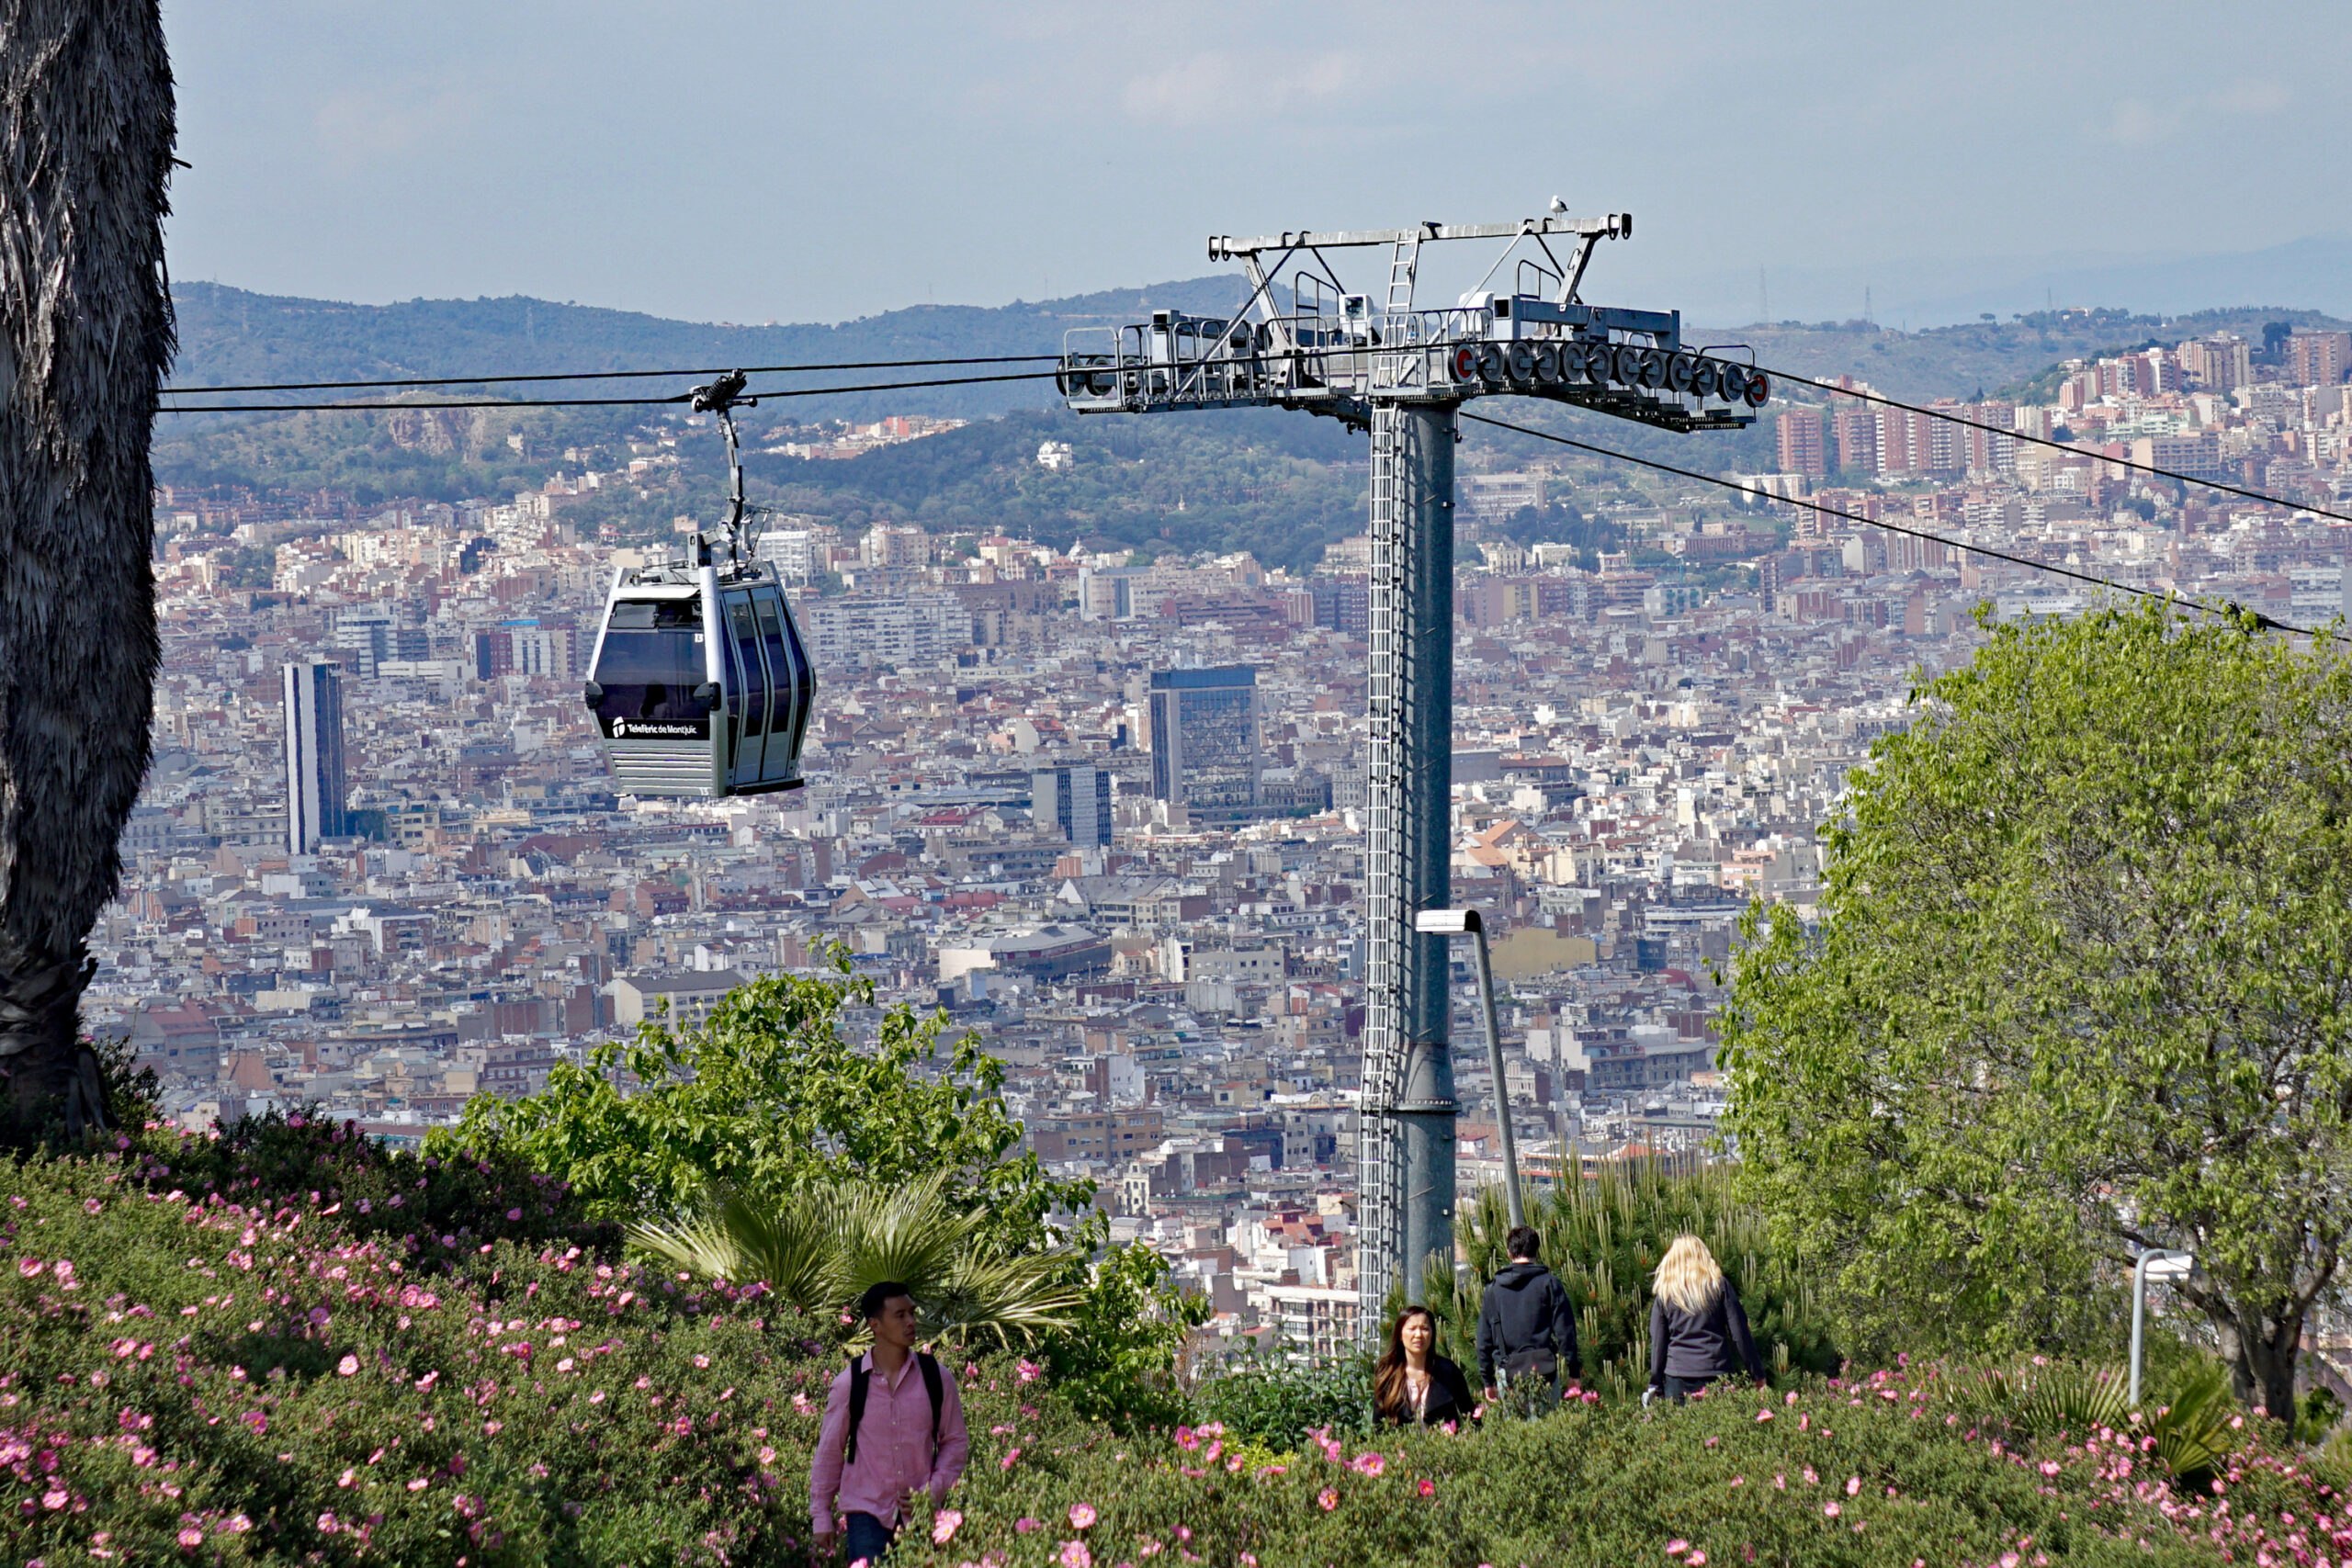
[154,283,2352,564]
[1664,233,2352,333]
[170,277,1250,422]
[174,280,2348,420]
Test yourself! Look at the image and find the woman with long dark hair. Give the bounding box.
[1373,1306,1478,1427]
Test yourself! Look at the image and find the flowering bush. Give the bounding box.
[9,1142,2349,1566]
[1,1145,1105,1566]
[1192,1359,1375,1447]
[118,1108,620,1262]
[876,1368,2348,1568]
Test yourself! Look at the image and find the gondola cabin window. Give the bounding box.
[591,600,710,734]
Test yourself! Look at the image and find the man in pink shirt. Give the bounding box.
[809,1281,970,1563]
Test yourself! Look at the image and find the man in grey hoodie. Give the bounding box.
[1476,1225,1581,1410]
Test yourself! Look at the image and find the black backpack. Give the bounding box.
[842,1350,944,1465]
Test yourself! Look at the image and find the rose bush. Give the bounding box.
[890,1372,2350,1568]
[9,1135,2351,1566]
[0,1136,1085,1566]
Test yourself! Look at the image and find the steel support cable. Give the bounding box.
[161,351,1068,396]
[1718,356,2352,530]
[156,366,1074,413]
[1458,406,2345,646]
[159,342,1427,412]
[159,339,1375,400]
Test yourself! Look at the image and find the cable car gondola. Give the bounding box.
[582,372,815,797]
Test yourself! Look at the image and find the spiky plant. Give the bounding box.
[628,1173,1083,1349]
[0,0,174,1137]
[1965,1358,2241,1488]
[1422,1162,1840,1393]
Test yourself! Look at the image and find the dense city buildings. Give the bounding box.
[115,317,2352,1356]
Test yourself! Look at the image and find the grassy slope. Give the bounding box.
[6,1144,2345,1568]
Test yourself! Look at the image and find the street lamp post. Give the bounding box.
[1415,908,1523,1229]
[2130,1249,2194,1409]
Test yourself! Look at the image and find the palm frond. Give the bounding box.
[628,1173,1081,1348]
[627,1208,748,1280]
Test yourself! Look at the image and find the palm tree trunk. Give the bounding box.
[0,0,174,1137]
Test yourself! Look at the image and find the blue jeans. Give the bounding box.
[843,1511,894,1565]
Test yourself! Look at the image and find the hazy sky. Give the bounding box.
[164,3,2352,327]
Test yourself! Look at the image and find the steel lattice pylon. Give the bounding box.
[1057,209,1758,1330]
[1358,400,1458,1310]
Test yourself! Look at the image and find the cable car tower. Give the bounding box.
[1057,208,1761,1315]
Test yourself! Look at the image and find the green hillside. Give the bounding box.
[151,284,2352,567]
[169,277,1251,422]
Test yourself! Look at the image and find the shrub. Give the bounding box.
[0,1145,1077,1566]
[11,1145,2347,1566]
[112,1107,620,1263]
[1193,1359,1375,1448]
[882,1364,2346,1568]
[629,1173,1084,1349]
[440,962,1094,1258]
[1961,1357,2245,1491]
[1042,1243,1210,1432]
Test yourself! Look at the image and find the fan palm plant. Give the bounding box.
[629,1172,1082,1348]
[1964,1358,2240,1487]
[0,0,175,1137]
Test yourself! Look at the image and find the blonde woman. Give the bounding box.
[1645,1235,1766,1404]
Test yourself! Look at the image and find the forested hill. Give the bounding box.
[154,284,2350,573]
[174,280,2346,414]
[168,276,1253,422]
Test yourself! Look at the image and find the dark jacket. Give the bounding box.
[1375,1352,1478,1427]
[1475,1259,1580,1388]
[1647,1279,1765,1389]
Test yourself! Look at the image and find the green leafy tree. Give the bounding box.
[1721,603,2352,1419]
[1041,1241,1212,1430]
[439,958,1095,1256]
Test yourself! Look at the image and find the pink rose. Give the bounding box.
[933,1509,963,1545]
[1069,1503,1097,1529]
